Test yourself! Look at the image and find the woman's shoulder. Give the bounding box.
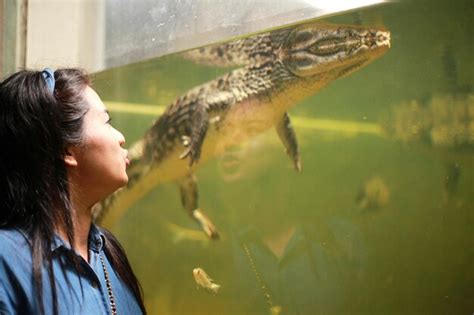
[0,228,32,279]
[0,227,25,241]
[0,228,30,256]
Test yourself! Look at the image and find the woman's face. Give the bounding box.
[73,86,129,201]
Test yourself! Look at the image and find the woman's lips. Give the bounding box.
[124,150,130,167]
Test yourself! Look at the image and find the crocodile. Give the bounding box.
[94,21,391,239]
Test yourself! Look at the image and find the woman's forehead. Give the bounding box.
[84,86,107,113]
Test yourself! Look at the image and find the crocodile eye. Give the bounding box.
[292,56,313,68]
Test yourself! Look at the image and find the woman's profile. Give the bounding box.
[0,68,146,314]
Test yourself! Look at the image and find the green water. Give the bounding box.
[94,0,473,314]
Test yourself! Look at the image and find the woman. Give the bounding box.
[0,68,146,314]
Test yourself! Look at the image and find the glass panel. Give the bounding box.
[104,0,387,69]
[93,0,473,314]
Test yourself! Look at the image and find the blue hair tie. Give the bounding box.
[41,68,55,93]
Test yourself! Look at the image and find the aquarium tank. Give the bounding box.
[6,0,472,314]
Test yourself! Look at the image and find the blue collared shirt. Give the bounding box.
[0,225,143,315]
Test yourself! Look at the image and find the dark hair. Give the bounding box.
[0,68,146,314]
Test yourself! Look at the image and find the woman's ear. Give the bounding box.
[64,146,79,167]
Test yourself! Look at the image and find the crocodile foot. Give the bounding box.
[276,112,302,172]
[178,103,209,166]
[192,209,220,240]
[179,135,200,165]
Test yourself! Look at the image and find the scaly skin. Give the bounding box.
[94,22,391,238]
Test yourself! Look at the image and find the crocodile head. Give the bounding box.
[281,22,390,79]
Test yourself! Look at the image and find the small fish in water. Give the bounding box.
[193,268,221,294]
[356,175,390,210]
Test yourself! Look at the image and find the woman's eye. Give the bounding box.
[106,117,112,124]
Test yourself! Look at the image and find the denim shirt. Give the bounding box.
[0,225,143,315]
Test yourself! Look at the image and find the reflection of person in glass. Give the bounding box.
[216,137,368,315]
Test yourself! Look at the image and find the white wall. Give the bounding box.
[26,0,105,72]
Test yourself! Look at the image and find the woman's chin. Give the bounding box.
[117,176,129,188]
[108,175,129,194]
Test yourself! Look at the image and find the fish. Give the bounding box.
[192,267,221,294]
[356,175,390,210]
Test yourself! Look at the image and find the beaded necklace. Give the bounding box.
[99,254,117,315]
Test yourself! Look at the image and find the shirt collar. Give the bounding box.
[88,224,106,253]
[50,224,105,253]
[50,233,68,252]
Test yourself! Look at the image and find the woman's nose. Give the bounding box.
[115,128,126,146]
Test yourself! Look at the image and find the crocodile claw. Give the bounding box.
[179,147,201,166]
[179,148,190,159]
[179,135,201,166]
[178,102,208,166]
[193,209,220,240]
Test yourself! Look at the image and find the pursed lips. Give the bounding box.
[124,150,130,167]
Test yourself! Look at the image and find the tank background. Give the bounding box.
[93,0,474,313]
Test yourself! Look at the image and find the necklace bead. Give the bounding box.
[100,254,117,315]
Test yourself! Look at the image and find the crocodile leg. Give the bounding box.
[178,173,219,240]
[276,112,301,172]
[179,102,209,166]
